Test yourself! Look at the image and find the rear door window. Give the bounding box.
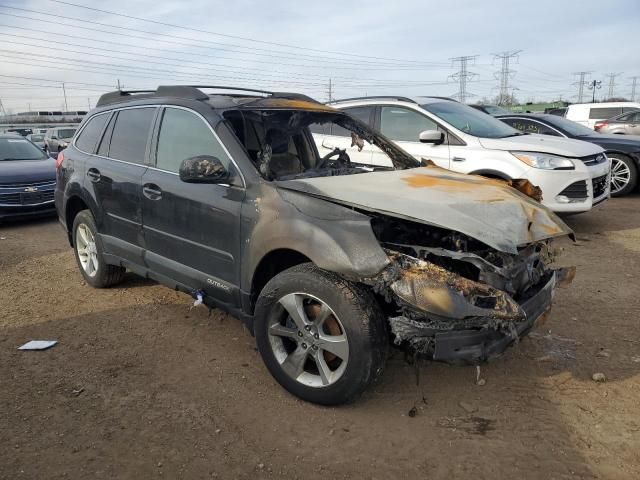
[107,107,157,164]
[75,114,108,153]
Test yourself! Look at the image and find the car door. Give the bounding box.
[375,106,450,168]
[85,106,157,265]
[627,112,640,134]
[141,106,244,305]
[312,106,376,166]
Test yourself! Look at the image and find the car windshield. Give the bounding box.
[542,115,599,136]
[224,109,419,180]
[483,105,512,115]
[0,137,48,160]
[422,101,522,138]
[57,128,77,139]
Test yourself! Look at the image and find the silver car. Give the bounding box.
[26,133,46,150]
[44,127,77,154]
[595,110,640,134]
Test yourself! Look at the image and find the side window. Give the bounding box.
[108,107,157,163]
[342,106,374,126]
[631,112,640,122]
[155,107,231,173]
[97,113,116,157]
[75,114,108,153]
[380,107,438,142]
[589,107,622,119]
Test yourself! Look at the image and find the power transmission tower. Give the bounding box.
[629,76,639,101]
[327,78,333,103]
[448,55,478,102]
[605,72,623,99]
[493,51,521,105]
[572,71,591,103]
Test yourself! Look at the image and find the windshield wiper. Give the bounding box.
[499,132,526,138]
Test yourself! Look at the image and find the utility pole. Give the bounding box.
[588,79,602,102]
[449,55,478,103]
[87,98,91,110]
[117,79,122,91]
[62,82,68,111]
[572,71,591,103]
[493,50,521,105]
[327,78,333,103]
[629,76,638,101]
[605,72,623,99]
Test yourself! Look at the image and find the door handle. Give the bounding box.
[143,183,162,200]
[87,168,101,182]
[452,157,466,162]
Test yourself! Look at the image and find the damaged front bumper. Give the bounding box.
[368,250,574,365]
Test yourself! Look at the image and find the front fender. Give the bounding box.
[240,186,390,292]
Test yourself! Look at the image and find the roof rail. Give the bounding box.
[96,89,156,107]
[189,85,273,95]
[327,95,417,105]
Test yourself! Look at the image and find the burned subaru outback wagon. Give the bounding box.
[55,86,574,405]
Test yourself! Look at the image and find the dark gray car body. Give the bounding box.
[55,87,574,364]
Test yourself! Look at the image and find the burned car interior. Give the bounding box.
[223,107,415,181]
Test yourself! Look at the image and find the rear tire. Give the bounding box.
[254,263,387,405]
[72,210,125,288]
[609,154,638,197]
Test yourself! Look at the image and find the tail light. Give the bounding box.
[594,121,607,131]
[56,151,64,170]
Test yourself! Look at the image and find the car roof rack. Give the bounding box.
[96,85,320,108]
[327,95,418,105]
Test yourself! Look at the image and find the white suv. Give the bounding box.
[315,96,610,213]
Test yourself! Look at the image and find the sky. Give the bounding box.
[0,0,638,112]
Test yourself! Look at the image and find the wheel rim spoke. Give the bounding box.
[313,352,333,386]
[281,346,308,380]
[317,334,349,360]
[268,323,298,340]
[278,293,310,331]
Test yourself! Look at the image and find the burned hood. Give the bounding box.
[275,167,573,254]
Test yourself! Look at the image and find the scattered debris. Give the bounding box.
[191,289,205,308]
[459,401,478,414]
[631,356,640,363]
[591,372,607,383]
[18,340,57,351]
[257,463,265,470]
[408,406,418,418]
[71,388,84,397]
[595,349,610,358]
[475,365,486,386]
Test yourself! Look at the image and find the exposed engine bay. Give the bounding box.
[362,214,574,363]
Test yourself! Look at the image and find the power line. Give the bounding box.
[448,56,478,103]
[31,0,445,67]
[572,71,591,103]
[0,11,448,70]
[493,50,521,105]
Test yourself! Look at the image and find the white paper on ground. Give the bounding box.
[18,340,58,350]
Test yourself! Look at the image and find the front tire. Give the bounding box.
[254,263,387,405]
[609,154,638,196]
[72,210,125,288]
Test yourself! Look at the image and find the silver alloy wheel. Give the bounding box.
[76,223,99,278]
[610,156,631,194]
[268,292,349,388]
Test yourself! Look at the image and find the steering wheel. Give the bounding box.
[318,147,351,169]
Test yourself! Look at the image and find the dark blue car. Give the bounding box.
[0,133,57,220]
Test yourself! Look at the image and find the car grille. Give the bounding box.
[559,180,588,199]
[592,174,609,198]
[0,190,54,205]
[0,179,56,188]
[579,154,608,166]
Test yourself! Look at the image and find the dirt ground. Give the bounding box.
[1,197,640,480]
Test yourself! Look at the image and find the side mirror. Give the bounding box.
[419,130,444,144]
[321,138,335,150]
[179,155,229,184]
